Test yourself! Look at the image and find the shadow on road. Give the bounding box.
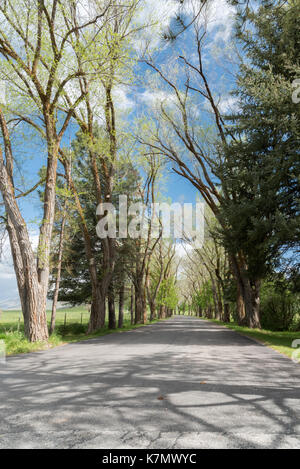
[0,317,299,448]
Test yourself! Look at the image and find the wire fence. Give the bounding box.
[0,308,133,334]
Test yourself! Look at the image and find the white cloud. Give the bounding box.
[0,231,39,310]
[137,0,179,30]
[136,0,236,49]
[203,94,239,115]
[134,0,180,50]
[113,86,135,111]
[0,246,19,310]
[205,0,236,44]
[138,89,173,107]
[175,241,193,259]
[0,81,6,104]
[218,95,239,113]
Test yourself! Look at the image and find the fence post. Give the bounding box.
[17,312,21,332]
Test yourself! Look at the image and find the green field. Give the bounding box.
[0,307,161,356]
[0,306,91,328]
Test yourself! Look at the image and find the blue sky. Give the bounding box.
[0,0,237,309]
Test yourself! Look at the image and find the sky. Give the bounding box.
[0,0,237,309]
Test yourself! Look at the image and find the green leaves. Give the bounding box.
[216,0,300,280]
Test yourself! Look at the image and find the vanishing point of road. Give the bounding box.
[0,316,299,449]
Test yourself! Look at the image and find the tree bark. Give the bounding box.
[149,301,156,322]
[0,148,48,342]
[243,278,261,329]
[62,159,106,333]
[223,303,230,323]
[88,290,106,332]
[232,254,261,328]
[108,284,116,330]
[37,117,60,331]
[130,284,134,325]
[229,253,262,328]
[135,280,145,324]
[118,282,125,329]
[50,203,67,335]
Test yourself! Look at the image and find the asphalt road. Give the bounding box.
[0,316,299,449]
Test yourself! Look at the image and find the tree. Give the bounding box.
[0,0,114,341]
[180,208,232,321]
[147,239,178,320]
[137,0,299,328]
[48,164,72,335]
[57,0,143,332]
[136,3,253,325]
[215,0,300,325]
[130,151,163,324]
[48,131,141,313]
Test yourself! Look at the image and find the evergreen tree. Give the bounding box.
[215,0,300,312]
[49,131,141,314]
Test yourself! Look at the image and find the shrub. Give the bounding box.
[260,282,300,331]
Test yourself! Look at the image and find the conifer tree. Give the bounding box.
[216,0,300,296]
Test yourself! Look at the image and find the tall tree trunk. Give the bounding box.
[0,152,48,342]
[108,284,116,330]
[236,282,246,325]
[149,301,156,322]
[135,281,144,324]
[223,303,230,323]
[242,278,261,329]
[88,289,106,332]
[160,305,166,319]
[118,282,125,329]
[0,112,60,343]
[130,284,134,325]
[63,161,106,333]
[142,288,147,324]
[216,283,224,321]
[230,253,261,328]
[37,119,59,332]
[210,276,220,320]
[50,204,67,335]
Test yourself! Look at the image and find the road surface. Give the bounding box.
[0,316,299,449]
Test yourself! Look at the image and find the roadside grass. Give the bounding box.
[3,309,299,360]
[0,308,163,356]
[204,317,300,360]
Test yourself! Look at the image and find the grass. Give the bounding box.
[0,307,164,356]
[203,317,300,360]
[2,309,299,361]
